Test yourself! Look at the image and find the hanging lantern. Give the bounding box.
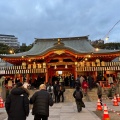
[33,62,36,69]
[119,56,120,61]
[38,64,42,68]
[65,65,68,68]
[54,65,57,69]
[75,62,78,65]
[43,62,46,68]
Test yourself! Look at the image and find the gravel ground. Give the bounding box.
[93,110,120,120]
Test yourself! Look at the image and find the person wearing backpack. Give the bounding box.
[47,83,54,98]
[58,83,65,102]
[96,82,103,105]
[73,86,83,112]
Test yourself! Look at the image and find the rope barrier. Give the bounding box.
[100,96,120,117]
[107,106,120,116]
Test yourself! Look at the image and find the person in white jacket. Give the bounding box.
[23,80,30,89]
[47,83,54,99]
[108,74,113,85]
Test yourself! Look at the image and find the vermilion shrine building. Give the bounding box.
[0,36,120,84]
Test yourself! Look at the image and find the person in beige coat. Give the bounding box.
[96,82,102,105]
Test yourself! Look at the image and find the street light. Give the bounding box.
[9,50,13,54]
[103,20,120,41]
[95,48,99,51]
[9,49,15,54]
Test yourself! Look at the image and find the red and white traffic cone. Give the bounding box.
[0,96,4,108]
[96,99,102,111]
[102,104,110,120]
[113,95,119,106]
[116,94,120,102]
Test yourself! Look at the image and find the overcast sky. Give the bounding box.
[0,0,120,45]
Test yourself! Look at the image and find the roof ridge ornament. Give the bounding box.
[54,38,64,47]
[58,38,61,44]
[54,50,65,55]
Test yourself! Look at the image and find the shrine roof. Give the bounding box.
[0,36,120,58]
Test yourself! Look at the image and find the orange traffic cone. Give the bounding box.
[0,96,4,108]
[113,96,119,106]
[96,99,102,111]
[116,94,120,102]
[102,104,110,120]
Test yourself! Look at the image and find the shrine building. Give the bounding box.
[0,36,120,85]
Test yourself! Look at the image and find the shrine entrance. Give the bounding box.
[48,64,75,85]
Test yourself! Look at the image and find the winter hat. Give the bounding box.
[16,82,23,87]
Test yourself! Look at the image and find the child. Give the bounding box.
[82,80,88,96]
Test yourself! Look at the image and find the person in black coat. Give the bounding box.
[73,86,83,112]
[5,82,30,120]
[58,84,65,102]
[30,84,54,120]
[53,81,60,103]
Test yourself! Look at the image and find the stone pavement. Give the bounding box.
[0,107,7,120]
[2,101,101,120]
[1,88,120,120]
[2,99,120,120]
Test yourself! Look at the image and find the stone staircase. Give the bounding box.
[29,88,108,102]
[64,88,92,102]
[64,88,75,102]
[64,88,99,102]
[29,89,75,102]
[86,88,108,101]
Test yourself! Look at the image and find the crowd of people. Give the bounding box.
[4,80,87,120]
[46,81,65,103]
[1,74,95,91]
[0,74,96,104]
[0,73,120,119]
[3,73,95,119]
[4,75,89,120]
[4,79,67,120]
[5,82,53,120]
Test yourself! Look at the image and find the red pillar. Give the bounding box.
[74,66,77,80]
[45,68,48,83]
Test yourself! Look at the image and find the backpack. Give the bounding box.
[75,80,80,84]
[75,90,81,100]
[60,86,65,92]
[48,86,52,92]
[56,85,60,92]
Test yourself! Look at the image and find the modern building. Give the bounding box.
[91,39,104,45]
[22,43,26,46]
[0,34,20,48]
[0,36,120,85]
